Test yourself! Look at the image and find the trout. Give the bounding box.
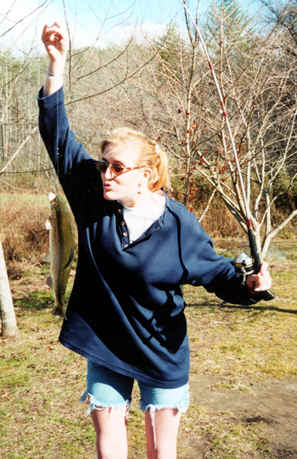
[45,192,75,316]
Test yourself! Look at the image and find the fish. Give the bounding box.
[45,192,75,316]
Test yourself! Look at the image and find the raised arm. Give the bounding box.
[38,23,101,218]
[39,21,91,175]
[41,22,68,95]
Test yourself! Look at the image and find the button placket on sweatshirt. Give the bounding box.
[117,208,130,249]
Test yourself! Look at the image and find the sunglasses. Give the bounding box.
[96,159,143,177]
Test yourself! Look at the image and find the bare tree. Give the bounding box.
[187,0,297,257]
[131,19,214,211]
[138,0,297,257]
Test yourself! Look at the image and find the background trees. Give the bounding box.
[135,0,297,255]
[0,0,296,246]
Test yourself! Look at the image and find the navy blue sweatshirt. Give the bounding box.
[38,87,259,388]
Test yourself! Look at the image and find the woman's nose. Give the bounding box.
[103,165,113,179]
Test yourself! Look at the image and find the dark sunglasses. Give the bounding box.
[96,159,143,177]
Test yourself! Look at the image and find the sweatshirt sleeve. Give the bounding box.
[38,87,102,219]
[38,87,91,175]
[177,205,261,306]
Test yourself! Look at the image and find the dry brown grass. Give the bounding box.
[0,193,49,269]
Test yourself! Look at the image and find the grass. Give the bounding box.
[1,193,297,458]
[1,242,296,458]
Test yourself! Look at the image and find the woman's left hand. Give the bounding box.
[246,262,272,293]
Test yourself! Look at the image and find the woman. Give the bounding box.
[39,23,272,459]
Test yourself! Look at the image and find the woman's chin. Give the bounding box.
[103,190,117,201]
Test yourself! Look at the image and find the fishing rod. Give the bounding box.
[182,0,274,300]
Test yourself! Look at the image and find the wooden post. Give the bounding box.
[0,238,18,338]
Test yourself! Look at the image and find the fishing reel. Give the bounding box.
[233,252,274,301]
[233,252,254,283]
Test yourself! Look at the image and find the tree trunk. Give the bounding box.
[0,240,18,338]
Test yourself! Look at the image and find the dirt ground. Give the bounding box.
[184,374,297,458]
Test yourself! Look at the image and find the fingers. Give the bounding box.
[42,22,62,36]
[42,24,62,45]
[245,261,272,293]
[247,262,272,292]
[41,22,68,54]
[42,23,59,43]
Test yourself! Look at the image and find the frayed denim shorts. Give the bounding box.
[80,360,189,415]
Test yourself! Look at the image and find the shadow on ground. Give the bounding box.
[188,300,297,315]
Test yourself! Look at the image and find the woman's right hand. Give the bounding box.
[41,22,69,95]
[41,22,68,72]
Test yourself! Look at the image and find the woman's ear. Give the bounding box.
[143,168,151,181]
[137,169,150,194]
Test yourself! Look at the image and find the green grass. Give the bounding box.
[1,239,297,458]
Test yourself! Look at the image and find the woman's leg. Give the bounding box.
[91,405,129,459]
[145,407,181,459]
[82,362,134,459]
[139,382,189,459]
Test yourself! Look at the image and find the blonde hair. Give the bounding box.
[100,127,170,192]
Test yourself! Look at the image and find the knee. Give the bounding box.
[91,406,128,459]
[95,435,128,459]
[95,438,124,459]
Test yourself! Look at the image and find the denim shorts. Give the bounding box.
[80,360,189,415]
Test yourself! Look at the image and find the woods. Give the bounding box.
[1,1,296,241]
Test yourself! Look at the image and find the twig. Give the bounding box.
[0,1,49,38]
[66,53,157,105]
[0,127,38,175]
